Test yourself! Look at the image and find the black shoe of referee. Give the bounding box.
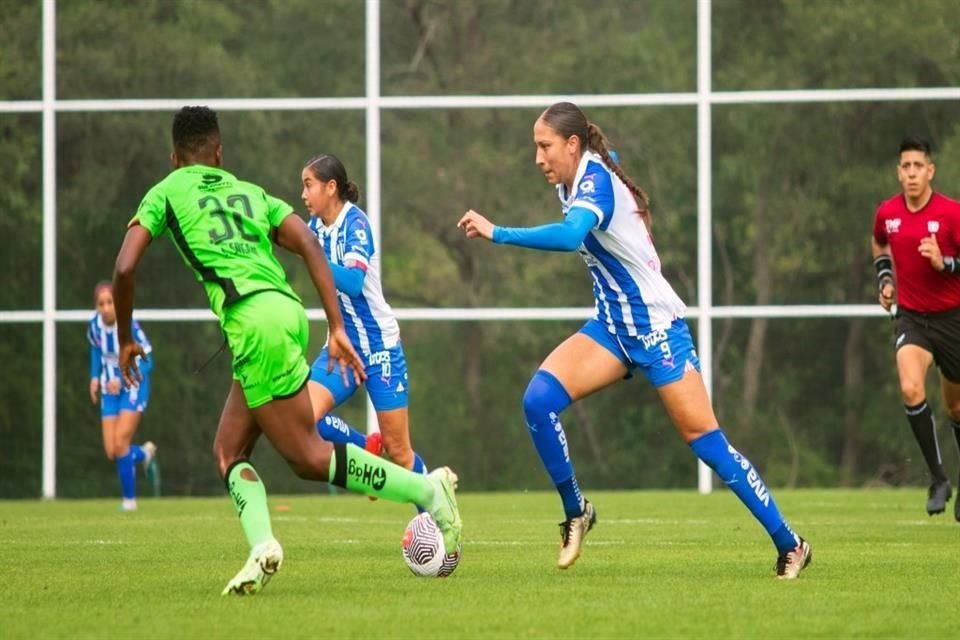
[926,479,952,516]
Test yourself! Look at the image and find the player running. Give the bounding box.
[459,101,811,578]
[112,106,462,595]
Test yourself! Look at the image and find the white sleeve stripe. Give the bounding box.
[571,201,605,226]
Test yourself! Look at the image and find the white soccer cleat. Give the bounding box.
[142,441,157,467]
[120,498,138,512]
[141,441,161,496]
[775,538,812,580]
[558,500,596,569]
[221,539,284,596]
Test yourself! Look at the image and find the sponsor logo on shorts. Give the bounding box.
[640,328,669,350]
[368,350,392,380]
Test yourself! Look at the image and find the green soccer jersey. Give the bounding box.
[132,165,301,320]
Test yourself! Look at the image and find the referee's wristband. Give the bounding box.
[874,255,894,290]
[944,256,958,274]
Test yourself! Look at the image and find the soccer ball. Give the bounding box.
[401,512,461,577]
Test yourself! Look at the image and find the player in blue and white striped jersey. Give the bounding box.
[301,155,428,482]
[87,281,158,511]
[458,102,811,579]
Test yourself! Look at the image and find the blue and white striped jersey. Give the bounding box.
[558,151,686,337]
[308,202,400,354]
[87,314,152,386]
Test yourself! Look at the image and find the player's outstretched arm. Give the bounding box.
[458,208,596,252]
[113,224,152,387]
[274,213,366,384]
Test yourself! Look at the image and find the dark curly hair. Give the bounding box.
[172,106,220,157]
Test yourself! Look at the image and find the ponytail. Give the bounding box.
[343,181,360,203]
[585,121,651,229]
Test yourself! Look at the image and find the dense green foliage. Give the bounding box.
[2,490,958,638]
[4,1,960,497]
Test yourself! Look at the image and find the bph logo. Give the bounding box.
[347,458,387,490]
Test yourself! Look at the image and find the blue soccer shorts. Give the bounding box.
[100,375,151,418]
[578,318,701,388]
[310,343,409,411]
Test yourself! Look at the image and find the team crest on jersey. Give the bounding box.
[928,221,940,233]
[885,218,902,234]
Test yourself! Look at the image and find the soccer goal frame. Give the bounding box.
[4,0,957,497]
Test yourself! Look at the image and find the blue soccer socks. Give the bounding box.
[690,429,799,553]
[523,370,585,519]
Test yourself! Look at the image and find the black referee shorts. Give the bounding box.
[894,305,960,383]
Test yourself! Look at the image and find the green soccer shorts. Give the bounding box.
[222,290,311,408]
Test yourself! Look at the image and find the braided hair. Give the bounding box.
[540,102,651,228]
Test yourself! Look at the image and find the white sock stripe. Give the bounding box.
[904,402,929,417]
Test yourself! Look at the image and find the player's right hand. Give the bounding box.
[457,209,495,241]
[327,327,367,386]
[878,281,896,311]
[89,378,99,405]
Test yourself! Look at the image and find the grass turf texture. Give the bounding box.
[2,489,956,639]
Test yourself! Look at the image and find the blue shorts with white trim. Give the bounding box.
[310,343,409,411]
[100,375,151,418]
[578,318,701,388]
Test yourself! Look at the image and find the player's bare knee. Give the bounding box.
[287,448,330,481]
[213,442,240,479]
[899,382,926,405]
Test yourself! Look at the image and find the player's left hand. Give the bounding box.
[919,233,945,270]
[327,327,367,386]
[118,340,146,389]
[457,209,495,241]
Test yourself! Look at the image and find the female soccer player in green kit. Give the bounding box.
[111,106,462,595]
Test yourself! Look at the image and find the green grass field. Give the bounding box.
[2,489,957,639]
